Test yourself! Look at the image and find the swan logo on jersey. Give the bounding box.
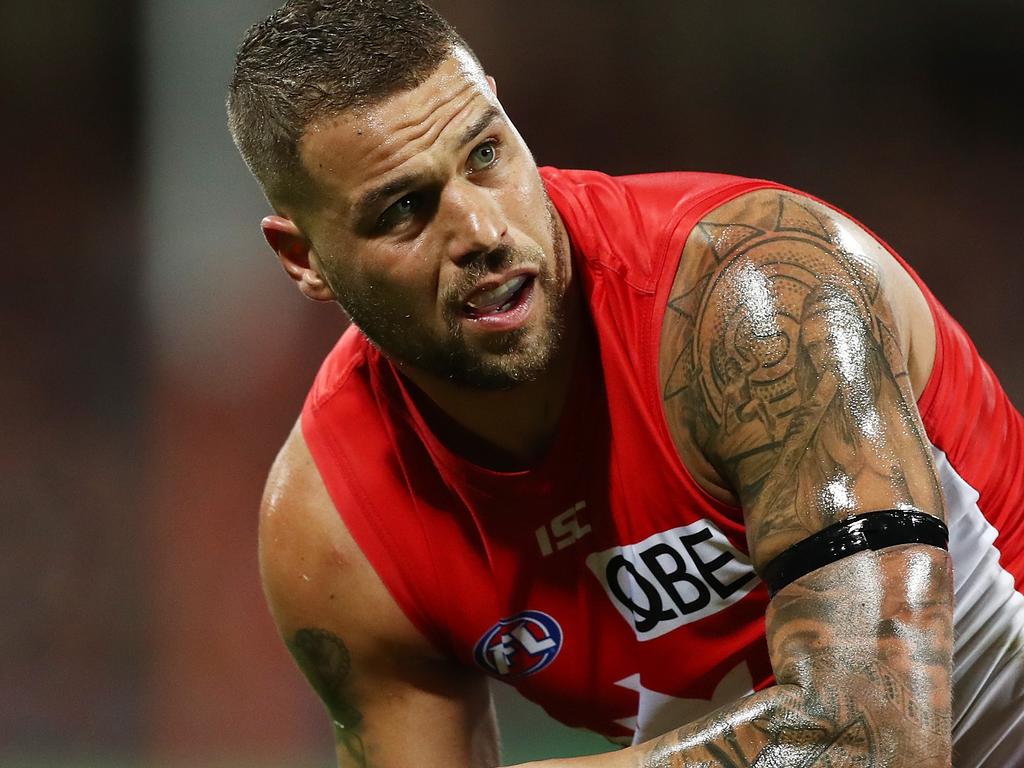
[586,520,758,641]
[473,610,563,679]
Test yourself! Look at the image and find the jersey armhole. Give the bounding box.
[301,395,459,659]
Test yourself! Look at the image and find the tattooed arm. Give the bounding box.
[259,421,498,768]
[644,189,952,767]
[513,190,952,768]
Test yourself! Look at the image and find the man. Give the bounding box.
[227,2,1024,766]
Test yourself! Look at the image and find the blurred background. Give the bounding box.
[2,0,1021,766]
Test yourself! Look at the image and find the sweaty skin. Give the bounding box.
[284,49,576,397]
[643,193,951,767]
[261,425,500,767]
[264,52,582,466]
[257,50,952,768]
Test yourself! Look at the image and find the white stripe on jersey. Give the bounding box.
[937,445,1024,767]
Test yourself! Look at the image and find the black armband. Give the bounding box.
[762,509,949,598]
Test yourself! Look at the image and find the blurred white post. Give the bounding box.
[141,2,330,764]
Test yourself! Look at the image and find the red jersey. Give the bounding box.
[302,168,1024,764]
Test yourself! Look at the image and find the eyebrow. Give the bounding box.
[456,104,503,152]
[352,105,505,223]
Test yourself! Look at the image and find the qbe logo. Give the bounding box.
[473,610,563,679]
[586,520,758,641]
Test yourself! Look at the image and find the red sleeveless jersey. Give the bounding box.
[302,169,1024,761]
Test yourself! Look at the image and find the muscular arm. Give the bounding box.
[644,190,952,766]
[259,423,499,768]
[517,191,952,768]
[638,548,951,767]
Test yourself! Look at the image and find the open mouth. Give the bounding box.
[461,274,535,319]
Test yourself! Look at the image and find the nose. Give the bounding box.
[441,179,507,265]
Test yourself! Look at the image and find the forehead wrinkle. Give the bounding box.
[357,84,481,183]
[389,79,478,148]
[349,95,500,219]
[299,56,500,224]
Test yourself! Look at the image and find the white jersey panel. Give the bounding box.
[937,446,1024,767]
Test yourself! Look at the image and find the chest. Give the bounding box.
[415,421,774,741]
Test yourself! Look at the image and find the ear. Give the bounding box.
[486,75,498,96]
[261,215,336,302]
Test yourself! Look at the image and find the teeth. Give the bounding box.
[465,275,528,312]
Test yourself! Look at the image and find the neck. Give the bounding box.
[400,282,585,471]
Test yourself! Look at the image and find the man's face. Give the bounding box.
[295,50,571,389]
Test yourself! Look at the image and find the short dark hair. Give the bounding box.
[227,0,473,208]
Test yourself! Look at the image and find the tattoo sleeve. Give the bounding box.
[288,628,369,767]
[648,191,953,766]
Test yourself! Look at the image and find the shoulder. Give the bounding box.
[544,168,767,290]
[686,188,933,390]
[259,420,441,660]
[658,187,937,508]
[541,167,760,226]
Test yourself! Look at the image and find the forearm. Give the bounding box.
[513,547,953,768]
[513,677,946,768]
[641,554,951,766]
[637,679,945,767]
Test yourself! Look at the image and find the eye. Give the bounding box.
[467,141,498,173]
[377,193,420,231]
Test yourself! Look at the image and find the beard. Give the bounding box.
[334,196,570,390]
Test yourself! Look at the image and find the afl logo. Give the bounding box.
[473,610,563,679]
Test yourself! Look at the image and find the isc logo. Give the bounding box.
[473,610,563,679]
[586,521,758,641]
[535,500,591,556]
